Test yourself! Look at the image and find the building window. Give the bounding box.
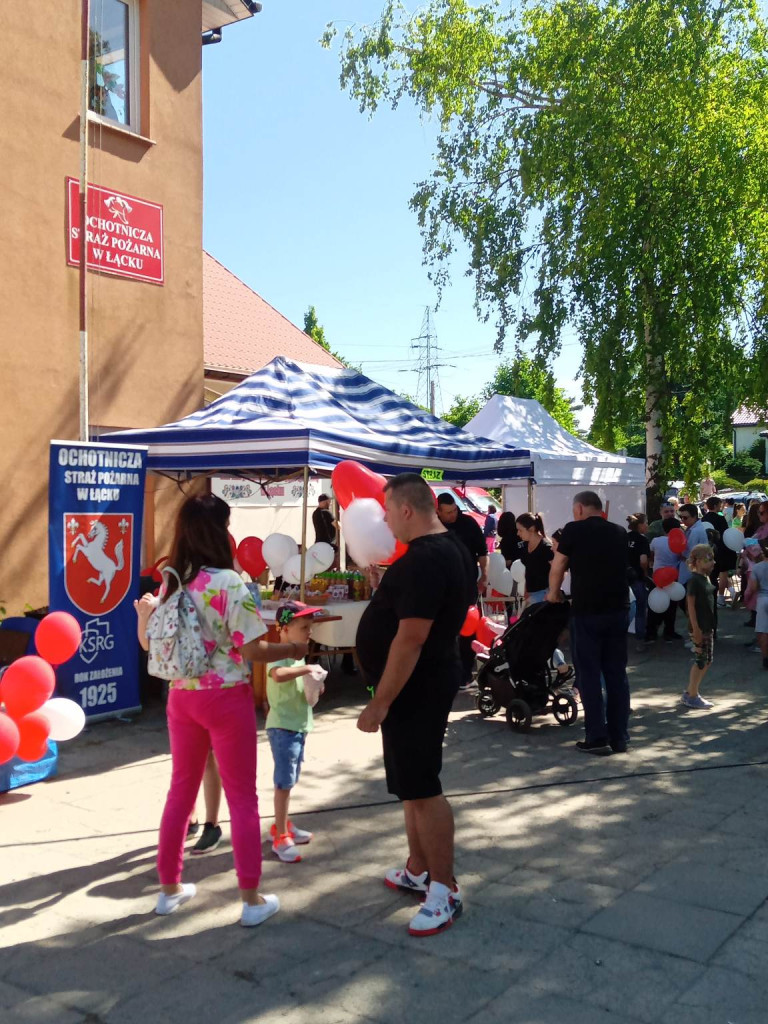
[89,0,140,130]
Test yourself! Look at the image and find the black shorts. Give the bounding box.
[380,676,458,802]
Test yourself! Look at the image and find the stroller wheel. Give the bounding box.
[505,699,532,732]
[552,692,579,726]
[477,690,500,718]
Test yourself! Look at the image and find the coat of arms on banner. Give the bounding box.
[64,513,133,615]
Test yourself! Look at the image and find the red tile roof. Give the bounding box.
[732,406,768,427]
[203,251,342,374]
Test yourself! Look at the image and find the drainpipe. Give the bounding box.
[79,0,90,442]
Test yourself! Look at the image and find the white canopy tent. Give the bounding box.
[466,395,646,531]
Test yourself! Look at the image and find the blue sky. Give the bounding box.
[202,0,583,418]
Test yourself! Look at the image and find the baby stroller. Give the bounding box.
[475,600,578,732]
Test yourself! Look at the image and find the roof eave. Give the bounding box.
[202,0,260,32]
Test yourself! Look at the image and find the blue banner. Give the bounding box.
[48,441,147,720]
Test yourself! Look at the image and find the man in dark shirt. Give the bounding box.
[312,494,337,547]
[356,474,475,937]
[547,490,630,755]
[701,495,734,612]
[436,492,487,687]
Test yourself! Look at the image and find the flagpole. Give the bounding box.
[79,0,91,442]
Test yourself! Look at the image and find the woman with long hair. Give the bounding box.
[135,494,305,926]
[741,501,768,627]
[626,514,650,651]
[516,512,553,605]
[497,511,524,567]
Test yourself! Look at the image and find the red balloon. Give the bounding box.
[460,605,480,637]
[667,528,686,555]
[35,612,82,665]
[237,536,267,578]
[0,656,56,720]
[15,711,51,763]
[332,461,387,510]
[0,713,20,765]
[653,567,678,589]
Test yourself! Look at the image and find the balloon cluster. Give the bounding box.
[648,566,685,614]
[260,533,335,585]
[0,612,86,766]
[486,552,524,596]
[331,461,408,569]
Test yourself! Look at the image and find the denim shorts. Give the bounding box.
[267,728,306,790]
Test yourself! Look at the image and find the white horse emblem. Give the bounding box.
[71,520,125,604]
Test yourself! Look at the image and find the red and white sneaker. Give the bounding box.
[272,833,302,863]
[270,822,313,846]
[384,860,430,894]
[408,883,463,937]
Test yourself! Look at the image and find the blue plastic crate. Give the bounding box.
[0,741,58,793]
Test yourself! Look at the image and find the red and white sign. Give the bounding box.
[63,512,134,616]
[67,178,164,285]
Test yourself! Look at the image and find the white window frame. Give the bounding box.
[88,0,142,135]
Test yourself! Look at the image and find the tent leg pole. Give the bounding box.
[143,473,156,568]
[528,479,535,514]
[299,466,309,602]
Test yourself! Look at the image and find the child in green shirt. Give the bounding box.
[682,544,716,710]
[267,601,327,863]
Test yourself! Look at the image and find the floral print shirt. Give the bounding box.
[166,568,267,691]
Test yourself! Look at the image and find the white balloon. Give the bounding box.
[511,559,526,585]
[724,527,745,553]
[306,542,335,573]
[487,551,506,589]
[664,581,686,602]
[648,588,671,614]
[262,533,298,574]
[281,553,313,585]
[496,569,514,596]
[39,698,85,742]
[342,499,396,567]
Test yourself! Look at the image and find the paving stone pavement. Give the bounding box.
[1,606,768,1023]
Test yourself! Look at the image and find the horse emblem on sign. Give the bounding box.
[64,513,133,615]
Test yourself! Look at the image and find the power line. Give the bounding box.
[397,307,455,415]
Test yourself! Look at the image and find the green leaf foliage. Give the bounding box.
[726,452,763,483]
[443,394,483,427]
[482,355,578,432]
[303,305,359,370]
[328,0,768,493]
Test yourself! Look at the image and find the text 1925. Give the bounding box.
[79,682,118,708]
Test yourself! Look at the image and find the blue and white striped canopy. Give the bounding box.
[102,357,531,482]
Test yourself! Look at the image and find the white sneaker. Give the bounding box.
[240,894,280,927]
[384,862,430,894]
[289,824,313,844]
[408,882,463,936]
[272,833,302,863]
[155,883,196,916]
[270,822,313,845]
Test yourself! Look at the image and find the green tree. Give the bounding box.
[303,305,329,351]
[326,0,768,514]
[303,305,359,370]
[443,394,482,428]
[482,356,578,433]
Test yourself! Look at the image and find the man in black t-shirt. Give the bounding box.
[701,495,733,613]
[547,490,630,755]
[312,494,337,547]
[356,474,475,937]
[436,492,487,687]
